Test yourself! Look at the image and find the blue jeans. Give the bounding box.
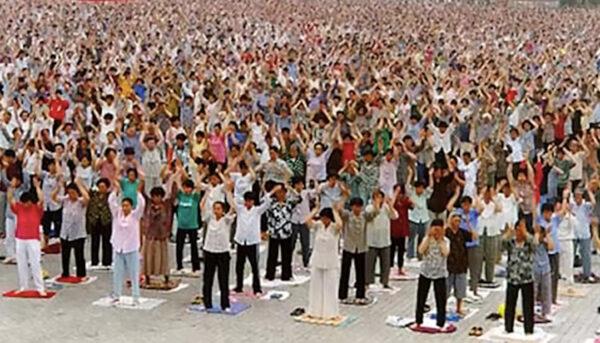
[575,238,591,278]
[113,250,140,300]
[408,221,427,259]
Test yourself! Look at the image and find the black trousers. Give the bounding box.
[61,238,86,277]
[505,282,534,334]
[390,237,406,269]
[202,251,230,310]
[339,250,366,300]
[235,244,261,293]
[91,223,112,266]
[176,229,200,271]
[52,119,62,135]
[549,253,559,304]
[265,236,293,281]
[416,275,447,327]
[520,212,533,234]
[42,209,63,238]
[292,223,311,267]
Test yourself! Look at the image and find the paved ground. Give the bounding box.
[1,240,600,343]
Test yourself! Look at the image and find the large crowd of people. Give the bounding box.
[2,0,600,336]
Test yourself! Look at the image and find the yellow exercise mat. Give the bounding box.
[294,314,356,327]
[558,286,589,298]
[141,278,181,290]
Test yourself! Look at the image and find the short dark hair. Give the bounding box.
[243,191,255,201]
[349,197,364,207]
[291,176,304,186]
[65,183,80,194]
[460,196,472,205]
[104,148,116,157]
[126,168,138,178]
[122,197,134,206]
[319,208,334,221]
[150,187,166,198]
[97,178,110,188]
[182,179,195,189]
[20,191,34,203]
[124,147,135,155]
[430,219,444,228]
[4,149,16,158]
[541,203,554,213]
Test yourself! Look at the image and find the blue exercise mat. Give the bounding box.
[188,301,250,315]
[429,312,461,322]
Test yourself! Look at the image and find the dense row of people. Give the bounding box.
[1,0,600,335]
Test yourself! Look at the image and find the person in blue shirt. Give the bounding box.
[570,187,595,282]
[536,202,561,304]
[447,188,482,300]
[133,78,147,103]
[534,204,556,320]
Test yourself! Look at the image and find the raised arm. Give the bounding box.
[133,192,146,219]
[33,176,44,208]
[75,178,90,206]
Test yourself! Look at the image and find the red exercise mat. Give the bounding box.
[409,323,457,334]
[55,276,87,284]
[42,243,61,254]
[3,290,56,299]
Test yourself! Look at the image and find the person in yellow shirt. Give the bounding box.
[118,69,135,99]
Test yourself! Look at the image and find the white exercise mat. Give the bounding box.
[92,296,166,310]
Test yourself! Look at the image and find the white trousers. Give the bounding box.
[559,239,574,284]
[16,239,44,291]
[4,216,16,258]
[308,267,339,318]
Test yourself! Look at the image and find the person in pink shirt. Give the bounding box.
[96,148,118,182]
[108,178,146,305]
[208,123,227,165]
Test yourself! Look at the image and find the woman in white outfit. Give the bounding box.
[305,205,342,320]
[556,195,576,284]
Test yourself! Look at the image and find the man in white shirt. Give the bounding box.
[505,128,524,163]
[202,200,236,311]
[290,177,316,268]
[378,149,398,197]
[428,120,455,155]
[227,160,255,202]
[457,152,479,198]
[232,186,279,295]
[476,187,502,286]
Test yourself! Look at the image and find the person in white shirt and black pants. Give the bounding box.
[202,198,236,311]
[232,187,279,295]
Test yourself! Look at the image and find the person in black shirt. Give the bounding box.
[445,211,476,315]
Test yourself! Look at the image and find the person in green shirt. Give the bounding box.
[552,148,575,197]
[120,168,141,208]
[175,179,201,274]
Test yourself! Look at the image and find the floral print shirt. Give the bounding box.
[503,236,536,285]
